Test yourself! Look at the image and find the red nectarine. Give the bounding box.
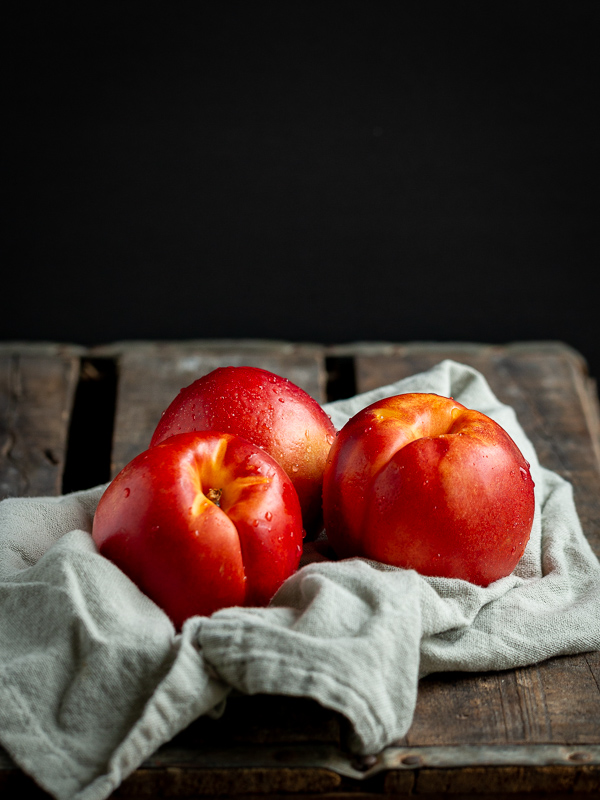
[322,393,535,586]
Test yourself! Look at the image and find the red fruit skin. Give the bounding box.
[92,431,304,629]
[322,393,535,586]
[149,366,336,535]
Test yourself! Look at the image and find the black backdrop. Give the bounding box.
[5,3,600,380]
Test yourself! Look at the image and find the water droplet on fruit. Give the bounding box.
[327,434,335,445]
[151,524,160,532]
[291,464,299,473]
[511,545,516,553]
[278,397,285,403]
[123,488,130,498]
[253,519,260,527]
[520,467,528,480]
[265,511,272,521]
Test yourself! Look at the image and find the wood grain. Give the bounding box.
[394,763,600,795]
[0,344,81,500]
[113,766,343,797]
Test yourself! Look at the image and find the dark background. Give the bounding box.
[5,2,599,380]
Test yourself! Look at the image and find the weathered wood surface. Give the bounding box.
[0,339,599,798]
[0,343,82,499]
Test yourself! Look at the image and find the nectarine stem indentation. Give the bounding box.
[206,487,222,507]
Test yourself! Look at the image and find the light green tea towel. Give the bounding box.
[1,360,599,800]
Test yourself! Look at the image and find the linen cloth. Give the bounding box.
[1,359,599,800]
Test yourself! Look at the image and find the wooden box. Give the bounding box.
[1,340,599,798]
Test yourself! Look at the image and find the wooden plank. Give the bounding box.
[380,743,600,796]
[114,765,343,797]
[95,341,329,476]
[345,342,600,754]
[392,763,600,795]
[407,654,600,747]
[0,343,82,500]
